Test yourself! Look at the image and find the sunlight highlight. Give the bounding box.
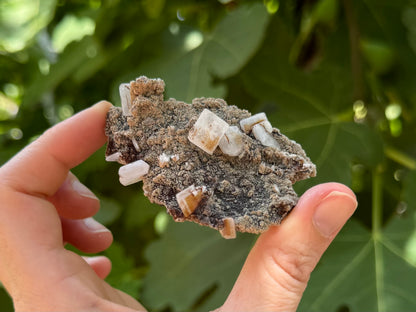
[0,92,19,121]
[385,103,402,120]
[184,31,204,51]
[404,230,416,266]
[353,100,367,122]
[52,15,96,53]
[264,0,279,14]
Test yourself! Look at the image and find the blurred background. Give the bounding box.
[1,0,416,311]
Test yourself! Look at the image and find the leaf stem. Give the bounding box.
[384,146,416,170]
[372,165,384,311]
[342,0,365,100]
[372,165,383,237]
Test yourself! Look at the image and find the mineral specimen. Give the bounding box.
[118,159,150,186]
[105,76,316,238]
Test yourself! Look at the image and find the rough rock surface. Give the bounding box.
[105,76,316,237]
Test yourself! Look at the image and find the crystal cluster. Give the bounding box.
[105,76,316,238]
[188,109,229,155]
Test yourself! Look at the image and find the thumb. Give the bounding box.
[219,183,358,312]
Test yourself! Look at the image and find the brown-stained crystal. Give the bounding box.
[105,76,316,238]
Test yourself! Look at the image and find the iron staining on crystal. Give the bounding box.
[105,76,316,238]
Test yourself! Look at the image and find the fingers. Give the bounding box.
[219,183,358,312]
[0,101,112,198]
[49,172,100,219]
[53,174,112,253]
[83,256,112,279]
[0,101,111,259]
[61,217,113,253]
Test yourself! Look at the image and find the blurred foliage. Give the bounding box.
[1,0,416,311]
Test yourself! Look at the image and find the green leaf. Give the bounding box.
[137,3,270,102]
[299,170,416,311]
[0,0,56,53]
[124,193,163,230]
[142,0,165,19]
[312,0,339,25]
[22,36,100,107]
[242,17,383,189]
[0,283,12,311]
[356,0,416,108]
[94,196,121,226]
[0,92,19,121]
[299,218,416,310]
[361,39,396,75]
[52,14,96,53]
[142,221,255,311]
[105,242,142,298]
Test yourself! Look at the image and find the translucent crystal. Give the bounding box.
[220,218,236,239]
[219,126,244,156]
[252,124,279,149]
[158,153,171,168]
[261,120,273,133]
[105,152,121,162]
[176,185,205,217]
[188,109,229,155]
[131,137,140,151]
[240,112,267,133]
[119,83,132,116]
[273,185,280,194]
[118,159,150,186]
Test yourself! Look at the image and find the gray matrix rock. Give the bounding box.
[105,76,316,239]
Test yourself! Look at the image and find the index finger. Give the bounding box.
[0,101,112,197]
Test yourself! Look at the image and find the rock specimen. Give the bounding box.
[105,76,316,238]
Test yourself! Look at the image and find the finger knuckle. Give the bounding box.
[265,243,316,293]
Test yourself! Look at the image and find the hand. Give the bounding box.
[0,102,145,311]
[218,182,357,311]
[0,102,357,312]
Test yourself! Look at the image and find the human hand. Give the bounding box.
[217,182,357,311]
[0,101,357,311]
[0,101,145,311]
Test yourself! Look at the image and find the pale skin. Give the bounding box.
[0,101,358,312]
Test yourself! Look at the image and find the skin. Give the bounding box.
[0,101,357,311]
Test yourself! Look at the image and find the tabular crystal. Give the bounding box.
[119,83,132,116]
[106,152,121,162]
[219,126,244,156]
[252,123,280,149]
[105,76,317,238]
[118,159,150,186]
[176,185,205,217]
[220,218,236,239]
[188,109,229,155]
[240,112,267,133]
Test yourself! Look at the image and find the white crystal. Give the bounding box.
[118,159,150,186]
[220,218,236,239]
[261,120,273,133]
[158,153,171,168]
[131,137,140,151]
[219,126,244,156]
[188,109,229,155]
[273,185,280,194]
[106,152,121,162]
[252,123,280,149]
[176,185,205,217]
[240,112,267,133]
[119,83,132,116]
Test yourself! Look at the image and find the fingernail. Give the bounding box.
[92,101,112,113]
[313,191,358,237]
[72,179,98,200]
[83,217,110,233]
